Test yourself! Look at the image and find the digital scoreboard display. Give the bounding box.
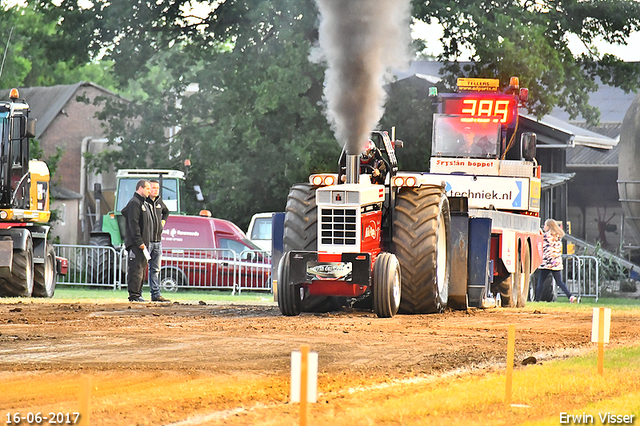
[441,95,517,125]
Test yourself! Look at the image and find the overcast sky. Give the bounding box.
[412,20,640,62]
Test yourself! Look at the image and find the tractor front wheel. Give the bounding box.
[282,183,343,313]
[277,252,302,316]
[373,252,401,318]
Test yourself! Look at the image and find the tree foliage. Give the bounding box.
[0,4,117,89]
[412,0,640,123]
[8,0,640,227]
[77,0,341,227]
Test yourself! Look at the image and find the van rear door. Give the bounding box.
[216,235,270,289]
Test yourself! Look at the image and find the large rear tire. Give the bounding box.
[373,253,401,318]
[33,243,56,298]
[281,183,343,313]
[393,187,451,314]
[0,235,34,297]
[87,234,116,285]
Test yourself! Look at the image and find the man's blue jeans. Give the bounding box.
[148,241,163,299]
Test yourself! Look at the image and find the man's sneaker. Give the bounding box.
[570,296,578,303]
[129,296,146,302]
[152,296,171,302]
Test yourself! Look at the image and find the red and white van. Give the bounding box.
[159,213,271,291]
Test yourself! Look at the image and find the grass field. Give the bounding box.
[311,344,640,426]
[50,285,275,304]
[48,285,640,308]
[4,286,640,424]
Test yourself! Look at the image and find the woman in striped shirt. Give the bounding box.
[535,219,577,303]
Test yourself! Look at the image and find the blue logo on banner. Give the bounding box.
[512,181,522,207]
[444,181,452,192]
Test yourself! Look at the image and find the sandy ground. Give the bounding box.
[1,300,640,425]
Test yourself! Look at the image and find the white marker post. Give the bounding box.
[591,307,611,375]
[291,345,318,426]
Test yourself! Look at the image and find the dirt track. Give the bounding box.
[2,300,640,425]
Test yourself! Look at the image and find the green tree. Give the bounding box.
[412,0,640,124]
[380,76,436,171]
[81,0,341,228]
[34,0,640,226]
[0,4,118,90]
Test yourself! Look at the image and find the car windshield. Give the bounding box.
[116,177,180,212]
[218,237,267,257]
[432,114,501,159]
[250,217,272,240]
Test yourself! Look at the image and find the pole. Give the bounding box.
[505,324,515,406]
[78,375,91,426]
[598,307,605,375]
[300,344,310,426]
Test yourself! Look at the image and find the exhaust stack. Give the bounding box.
[345,154,359,184]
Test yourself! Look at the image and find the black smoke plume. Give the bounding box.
[312,0,412,155]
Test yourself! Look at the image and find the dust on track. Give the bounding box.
[1,300,639,425]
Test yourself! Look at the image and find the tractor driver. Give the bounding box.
[339,140,388,185]
[455,127,494,157]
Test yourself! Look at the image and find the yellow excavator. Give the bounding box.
[0,88,63,297]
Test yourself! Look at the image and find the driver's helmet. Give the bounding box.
[361,139,377,161]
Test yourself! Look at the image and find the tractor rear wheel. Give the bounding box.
[373,252,401,318]
[0,235,34,297]
[87,234,116,285]
[33,243,56,298]
[281,183,343,313]
[393,186,451,314]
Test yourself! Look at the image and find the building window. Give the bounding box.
[59,203,66,226]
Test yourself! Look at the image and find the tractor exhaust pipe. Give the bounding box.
[345,154,359,184]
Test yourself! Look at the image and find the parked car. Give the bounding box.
[159,213,271,292]
[247,212,276,254]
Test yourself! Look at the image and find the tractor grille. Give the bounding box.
[321,208,357,246]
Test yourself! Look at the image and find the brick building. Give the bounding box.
[1,83,125,244]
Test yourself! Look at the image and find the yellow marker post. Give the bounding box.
[300,344,310,426]
[505,324,515,406]
[78,375,91,426]
[591,307,611,376]
[598,308,605,375]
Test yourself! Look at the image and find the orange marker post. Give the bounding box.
[505,324,515,406]
[78,375,91,426]
[300,344,310,426]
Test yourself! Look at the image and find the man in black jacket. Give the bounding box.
[147,179,171,302]
[121,179,152,302]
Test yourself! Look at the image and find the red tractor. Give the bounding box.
[276,130,451,318]
[275,77,543,318]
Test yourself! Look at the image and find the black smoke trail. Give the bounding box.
[312,0,412,155]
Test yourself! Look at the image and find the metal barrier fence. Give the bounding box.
[54,244,272,293]
[563,254,599,302]
[55,244,120,289]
